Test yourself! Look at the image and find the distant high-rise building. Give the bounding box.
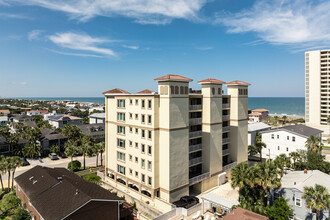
[305,50,330,143]
[103,74,250,211]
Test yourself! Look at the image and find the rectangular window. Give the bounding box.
[141,159,145,168]
[129,113,133,119]
[148,161,152,170]
[141,130,145,138]
[117,126,125,135]
[148,115,152,124]
[135,157,138,163]
[148,131,152,139]
[142,100,145,108]
[141,144,145,153]
[117,152,125,161]
[271,134,274,139]
[129,155,132,161]
[277,135,279,139]
[117,165,125,174]
[135,114,138,120]
[148,177,152,185]
[135,99,138,105]
[278,146,280,150]
[148,100,152,109]
[129,141,132,147]
[295,198,301,207]
[148,146,152,155]
[129,127,132,132]
[142,174,145,182]
[286,147,289,152]
[130,99,133,105]
[287,136,289,140]
[117,138,125,148]
[135,171,138,177]
[135,128,138,134]
[292,137,296,142]
[135,142,138,148]
[117,99,125,108]
[129,169,132,175]
[141,114,145,123]
[117,112,125,121]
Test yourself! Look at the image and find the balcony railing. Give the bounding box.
[223,161,237,171]
[189,144,202,152]
[222,103,230,109]
[189,118,202,124]
[222,137,230,144]
[189,172,210,185]
[222,148,230,155]
[222,115,230,121]
[189,131,202,138]
[189,105,202,111]
[222,126,230,132]
[189,157,202,166]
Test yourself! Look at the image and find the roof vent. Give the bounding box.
[58,177,63,180]
[33,180,38,184]
[75,189,79,195]
[29,176,34,181]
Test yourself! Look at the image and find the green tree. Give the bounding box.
[12,207,32,220]
[98,142,105,166]
[82,116,89,124]
[64,141,79,172]
[11,156,24,190]
[8,133,19,155]
[248,145,258,156]
[22,143,42,159]
[0,192,21,216]
[274,154,290,177]
[264,197,293,220]
[67,160,81,172]
[0,156,5,191]
[61,125,82,142]
[231,162,251,191]
[305,136,324,152]
[302,184,330,220]
[80,135,94,170]
[289,151,300,170]
[49,144,59,154]
[84,174,101,184]
[255,141,266,161]
[56,108,67,114]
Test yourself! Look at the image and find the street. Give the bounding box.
[1,155,105,187]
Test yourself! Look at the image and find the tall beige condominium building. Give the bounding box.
[103,74,250,210]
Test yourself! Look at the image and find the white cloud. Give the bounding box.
[0,12,30,19]
[48,32,116,56]
[46,48,103,58]
[122,45,139,50]
[28,30,43,41]
[11,81,27,85]
[216,0,330,46]
[5,0,208,24]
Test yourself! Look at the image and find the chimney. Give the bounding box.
[75,189,79,195]
[304,169,307,174]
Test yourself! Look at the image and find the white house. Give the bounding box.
[89,113,105,124]
[48,114,83,128]
[260,124,323,159]
[26,110,48,116]
[248,122,271,146]
[88,106,104,113]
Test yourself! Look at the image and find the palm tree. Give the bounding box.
[248,145,258,156]
[98,142,105,167]
[255,141,267,161]
[274,116,279,125]
[231,162,251,191]
[8,133,19,155]
[0,155,5,191]
[61,125,82,142]
[274,154,290,177]
[302,184,330,220]
[305,136,323,152]
[4,157,13,190]
[93,143,102,167]
[11,156,23,190]
[22,143,42,158]
[65,141,78,172]
[80,135,94,170]
[289,151,300,170]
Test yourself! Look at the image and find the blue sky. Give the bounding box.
[1,0,329,97]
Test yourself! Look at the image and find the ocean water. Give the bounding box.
[13,97,305,118]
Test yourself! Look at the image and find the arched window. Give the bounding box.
[180,86,184,94]
[218,88,221,95]
[185,86,188,94]
[212,88,215,95]
[170,86,174,94]
[164,86,168,95]
[175,86,179,94]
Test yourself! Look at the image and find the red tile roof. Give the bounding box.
[226,80,251,86]
[198,78,226,84]
[222,207,269,220]
[252,109,269,112]
[102,88,130,94]
[154,74,193,82]
[0,110,10,114]
[136,89,156,94]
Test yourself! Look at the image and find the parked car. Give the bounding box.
[20,157,30,166]
[141,190,151,197]
[58,152,67,158]
[48,153,58,160]
[173,196,199,209]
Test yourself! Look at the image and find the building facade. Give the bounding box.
[103,75,250,211]
[305,50,330,145]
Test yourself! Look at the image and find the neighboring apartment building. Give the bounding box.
[248,122,271,146]
[89,112,105,124]
[305,50,330,145]
[15,166,134,220]
[48,114,83,128]
[260,124,323,160]
[103,74,250,211]
[249,109,269,123]
[272,170,330,220]
[76,123,105,143]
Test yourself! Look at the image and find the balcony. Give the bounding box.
[222,137,230,144]
[189,105,202,111]
[223,161,237,171]
[189,131,202,139]
[222,103,230,109]
[189,157,202,166]
[222,115,230,121]
[222,126,230,132]
[189,172,210,185]
[222,148,230,155]
[189,118,202,125]
[189,144,202,152]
